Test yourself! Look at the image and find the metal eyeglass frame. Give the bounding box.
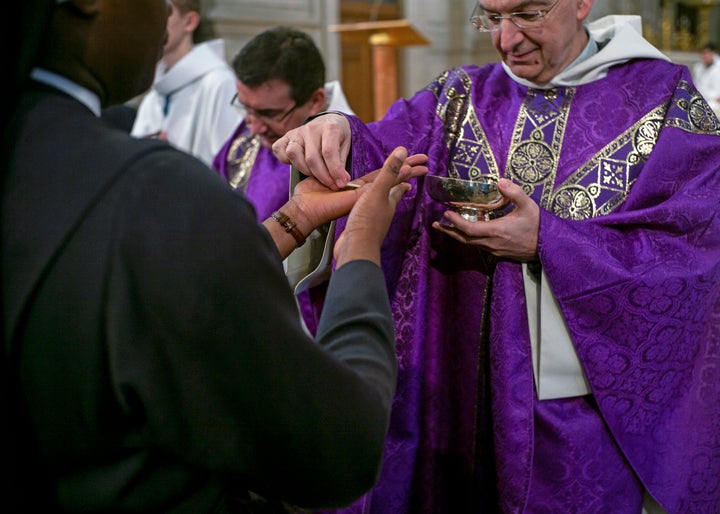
[470,0,561,32]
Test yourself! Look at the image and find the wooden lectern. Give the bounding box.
[329,20,429,121]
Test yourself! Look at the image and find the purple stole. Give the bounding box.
[318,61,720,513]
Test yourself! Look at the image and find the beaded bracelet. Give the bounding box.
[271,210,306,247]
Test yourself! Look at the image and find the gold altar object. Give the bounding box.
[658,0,720,51]
[682,0,720,47]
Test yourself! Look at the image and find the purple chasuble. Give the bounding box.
[213,123,325,335]
[317,61,720,513]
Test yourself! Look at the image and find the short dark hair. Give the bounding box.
[171,0,201,14]
[701,42,718,52]
[232,27,326,105]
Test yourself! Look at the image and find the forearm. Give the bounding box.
[316,260,397,410]
[262,200,314,260]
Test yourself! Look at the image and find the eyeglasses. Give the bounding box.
[470,0,560,32]
[230,93,299,124]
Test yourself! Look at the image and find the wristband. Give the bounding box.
[271,210,306,247]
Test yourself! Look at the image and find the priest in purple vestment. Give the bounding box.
[212,27,355,336]
[272,2,720,513]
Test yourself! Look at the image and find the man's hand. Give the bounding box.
[335,147,426,268]
[432,178,539,261]
[273,113,353,190]
[265,148,427,259]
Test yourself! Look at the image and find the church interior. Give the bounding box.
[190,0,719,122]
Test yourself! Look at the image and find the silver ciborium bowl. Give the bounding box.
[426,175,503,221]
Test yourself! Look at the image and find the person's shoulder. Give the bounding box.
[622,57,687,79]
[691,60,704,73]
[444,63,500,79]
[102,104,138,132]
[93,130,196,177]
[427,63,500,88]
[197,39,228,59]
[123,139,218,180]
[118,138,255,217]
[114,143,263,268]
[193,40,234,70]
[199,64,236,85]
[194,56,237,94]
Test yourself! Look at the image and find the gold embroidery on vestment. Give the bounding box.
[432,68,500,181]
[431,72,719,222]
[508,88,572,208]
[666,80,720,134]
[226,133,260,191]
[555,105,667,219]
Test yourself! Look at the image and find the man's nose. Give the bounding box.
[498,18,524,51]
[247,114,268,135]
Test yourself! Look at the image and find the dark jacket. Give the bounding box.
[2,83,397,512]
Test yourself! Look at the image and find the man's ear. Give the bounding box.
[308,87,327,114]
[184,10,200,33]
[577,0,594,22]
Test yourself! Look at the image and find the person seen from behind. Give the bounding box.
[2,0,428,512]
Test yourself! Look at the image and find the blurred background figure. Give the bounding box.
[131,0,241,165]
[692,41,720,117]
[3,0,428,511]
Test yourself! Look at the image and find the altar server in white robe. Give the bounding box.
[131,0,242,165]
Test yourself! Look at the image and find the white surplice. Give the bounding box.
[131,39,242,166]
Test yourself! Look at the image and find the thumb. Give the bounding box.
[387,182,412,206]
[497,178,527,206]
[373,146,408,191]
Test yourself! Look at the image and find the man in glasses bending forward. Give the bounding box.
[213,26,354,224]
[212,27,355,336]
[274,1,720,513]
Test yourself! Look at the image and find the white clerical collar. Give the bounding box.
[30,68,102,117]
[564,30,599,71]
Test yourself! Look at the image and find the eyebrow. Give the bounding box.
[248,106,283,114]
[238,101,286,114]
